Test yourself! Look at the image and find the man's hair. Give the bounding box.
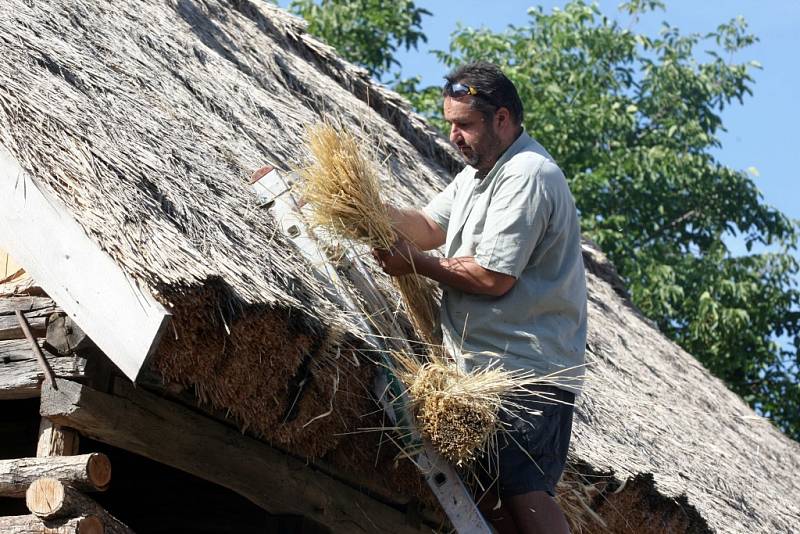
[443,62,524,125]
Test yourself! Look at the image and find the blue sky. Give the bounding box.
[391,1,799,257]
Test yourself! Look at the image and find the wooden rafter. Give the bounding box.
[40,378,430,534]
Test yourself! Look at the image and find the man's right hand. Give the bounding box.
[372,237,423,276]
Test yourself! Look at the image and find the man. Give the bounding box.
[374,62,587,533]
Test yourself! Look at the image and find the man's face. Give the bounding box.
[443,96,501,172]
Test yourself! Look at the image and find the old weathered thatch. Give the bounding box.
[0,0,452,459]
[575,244,800,533]
[1,1,799,532]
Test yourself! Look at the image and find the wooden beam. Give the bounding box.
[0,145,171,381]
[26,478,133,533]
[0,453,111,497]
[0,298,56,341]
[40,378,429,534]
[0,297,55,316]
[0,313,48,341]
[45,315,92,357]
[37,419,80,457]
[0,340,87,400]
[136,371,441,519]
[0,514,103,534]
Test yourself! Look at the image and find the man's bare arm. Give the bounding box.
[374,239,516,297]
[414,254,516,297]
[386,205,446,251]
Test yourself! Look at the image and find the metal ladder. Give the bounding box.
[250,168,491,533]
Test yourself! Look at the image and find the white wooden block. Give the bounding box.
[0,144,170,381]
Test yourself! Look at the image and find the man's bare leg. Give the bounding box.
[477,492,519,534]
[505,491,570,534]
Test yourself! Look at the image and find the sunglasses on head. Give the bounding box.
[444,82,480,98]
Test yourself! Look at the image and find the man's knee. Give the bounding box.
[506,491,570,534]
[478,497,519,534]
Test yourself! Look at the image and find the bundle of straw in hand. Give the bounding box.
[396,354,503,465]
[298,122,439,345]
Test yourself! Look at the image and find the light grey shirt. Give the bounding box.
[423,131,587,393]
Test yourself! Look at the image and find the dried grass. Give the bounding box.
[298,122,440,346]
[391,351,571,468]
[152,282,373,459]
[556,472,608,533]
[401,357,503,465]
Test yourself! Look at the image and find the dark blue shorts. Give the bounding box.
[477,385,575,498]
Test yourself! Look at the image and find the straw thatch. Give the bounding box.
[0,0,451,459]
[1,1,799,532]
[573,242,800,533]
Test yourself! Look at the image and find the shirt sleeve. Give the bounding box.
[422,174,460,233]
[474,160,556,278]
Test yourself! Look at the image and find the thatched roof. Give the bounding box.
[0,0,450,315]
[1,1,798,532]
[576,244,800,532]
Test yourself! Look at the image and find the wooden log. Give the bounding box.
[0,340,87,400]
[0,314,48,341]
[25,479,133,533]
[37,419,80,457]
[40,378,429,534]
[27,478,89,519]
[0,453,110,497]
[0,514,103,534]
[0,297,56,316]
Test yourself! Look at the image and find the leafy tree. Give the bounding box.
[288,0,430,80]
[392,75,447,128]
[406,0,800,438]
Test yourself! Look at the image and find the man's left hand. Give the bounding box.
[373,238,422,276]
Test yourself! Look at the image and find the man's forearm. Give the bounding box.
[387,205,445,251]
[411,253,515,297]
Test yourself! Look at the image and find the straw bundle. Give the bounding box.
[393,352,552,467]
[298,123,440,346]
[406,361,502,465]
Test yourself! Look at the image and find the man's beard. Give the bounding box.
[461,145,481,167]
[460,131,502,170]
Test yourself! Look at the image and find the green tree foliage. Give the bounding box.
[288,0,430,80]
[407,0,800,439]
